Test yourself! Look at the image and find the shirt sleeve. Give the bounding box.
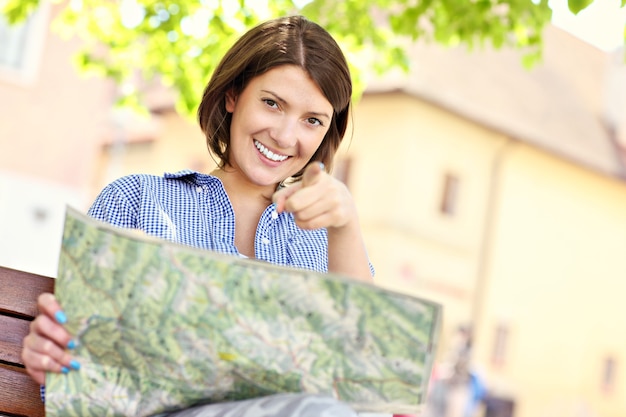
[87,176,142,228]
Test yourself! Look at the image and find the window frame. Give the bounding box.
[439,171,461,216]
[0,3,49,85]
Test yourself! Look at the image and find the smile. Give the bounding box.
[254,140,289,162]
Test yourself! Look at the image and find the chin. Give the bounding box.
[249,172,285,187]
[253,165,297,185]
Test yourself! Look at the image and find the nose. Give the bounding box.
[271,116,298,148]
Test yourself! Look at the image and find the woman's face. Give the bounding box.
[225,65,333,187]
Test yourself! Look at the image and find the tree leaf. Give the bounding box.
[568,0,594,14]
[0,0,562,116]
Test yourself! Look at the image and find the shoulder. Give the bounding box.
[104,170,215,193]
[88,170,217,224]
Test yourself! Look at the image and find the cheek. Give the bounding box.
[230,108,257,137]
[301,134,325,159]
[311,129,329,155]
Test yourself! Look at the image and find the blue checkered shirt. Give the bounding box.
[87,170,331,272]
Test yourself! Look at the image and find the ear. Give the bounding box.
[225,89,237,113]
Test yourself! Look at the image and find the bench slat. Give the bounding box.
[0,363,45,417]
[0,314,31,365]
[0,266,55,318]
[0,266,53,417]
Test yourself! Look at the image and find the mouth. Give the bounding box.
[254,140,289,162]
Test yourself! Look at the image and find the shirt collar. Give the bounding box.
[163,170,221,186]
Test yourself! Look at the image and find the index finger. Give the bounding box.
[272,182,303,213]
[37,292,67,324]
[301,162,325,188]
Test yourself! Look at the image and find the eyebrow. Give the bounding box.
[261,89,331,120]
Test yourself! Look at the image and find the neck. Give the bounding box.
[211,167,276,207]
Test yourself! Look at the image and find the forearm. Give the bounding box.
[327,217,373,282]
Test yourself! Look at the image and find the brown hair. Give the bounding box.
[197,15,352,180]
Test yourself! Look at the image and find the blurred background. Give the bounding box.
[1,1,625,416]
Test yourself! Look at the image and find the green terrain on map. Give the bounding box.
[46,208,441,416]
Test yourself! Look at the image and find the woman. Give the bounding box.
[22,15,374,416]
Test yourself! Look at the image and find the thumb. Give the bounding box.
[302,161,325,187]
[272,182,302,213]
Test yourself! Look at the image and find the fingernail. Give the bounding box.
[54,310,67,325]
[70,359,81,370]
[67,339,77,350]
[61,366,69,374]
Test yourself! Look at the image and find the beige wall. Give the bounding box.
[91,111,211,202]
[0,3,114,191]
[476,143,626,417]
[0,4,114,275]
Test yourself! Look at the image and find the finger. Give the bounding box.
[289,189,337,220]
[293,210,341,230]
[282,184,322,214]
[302,161,325,188]
[37,293,66,324]
[22,333,74,383]
[24,351,71,384]
[272,182,302,213]
[292,196,352,230]
[23,360,46,386]
[29,313,74,352]
[22,337,69,371]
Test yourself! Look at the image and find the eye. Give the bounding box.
[307,117,323,127]
[263,98,278,109]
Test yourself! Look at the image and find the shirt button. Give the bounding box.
[196,186,203,193]
[261,237,270,245]
[271,211,278,220]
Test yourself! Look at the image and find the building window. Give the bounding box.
[602,356,617,394]
[0,4,48,83]
[439,172,460,216]
[0,15,32,70]
[491,324,509,367]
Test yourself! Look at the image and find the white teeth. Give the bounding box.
[254,140,288,162]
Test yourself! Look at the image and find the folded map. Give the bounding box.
[45,207,442,416]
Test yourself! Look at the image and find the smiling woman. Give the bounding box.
[198,14,352,180]
[21,15,376,417]
[222,65,333,188]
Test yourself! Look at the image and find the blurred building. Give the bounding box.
[0,3,114,276]
[351,27,626,417]
[1,4,625,417]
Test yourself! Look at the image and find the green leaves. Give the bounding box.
[0,0,565,116]
[568,0,594,15]
[0,0,40,24]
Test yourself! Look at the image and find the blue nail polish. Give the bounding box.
[67,339,76,350]
[61,366,69,374]
[54,310,67,325]
[70,359,81,370]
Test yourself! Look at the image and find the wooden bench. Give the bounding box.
[0,265,55,417]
